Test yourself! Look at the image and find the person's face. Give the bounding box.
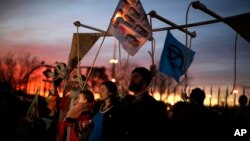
[129,72,144,92]
[69,89,80,98]
[99,84,111,101]
[77,93,87,104]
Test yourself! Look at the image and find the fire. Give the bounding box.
[115,10,122,19]
[113,10,123,23]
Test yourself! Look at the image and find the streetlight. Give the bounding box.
[109,58,118,81]
[109,58,119,64]
[110,39,119,81]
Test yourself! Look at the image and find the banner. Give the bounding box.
[224,12,250,43]
[108,0,152,56]
[159,31,195,83]
[67,33,101,73]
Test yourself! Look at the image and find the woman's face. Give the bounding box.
[99,84,111,101]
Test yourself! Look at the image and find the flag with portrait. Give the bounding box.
[108,0,152,56]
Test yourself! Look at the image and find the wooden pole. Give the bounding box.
[74,21,106,33]
[76,13,246,35]
[152,19,221,32]
[191,1,223,20]
[148,10,196,38]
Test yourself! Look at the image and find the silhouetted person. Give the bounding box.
[232,94,250,140]
[173,88,223,141]
[235,94,249,117]
[169,101,190,141]
[120,67,168,141]
[0,91,19,141]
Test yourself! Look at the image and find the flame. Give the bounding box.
[113,10,123,23]
[115,10,122,19]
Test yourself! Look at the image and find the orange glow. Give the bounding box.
[115,10,122,19]
[233,89,239,94]
[111,78,116,82]
[112,10,123,23]
[152,92,161,101]
[25,77,241,107]
[93,92,100,100]
[152,91,182,105]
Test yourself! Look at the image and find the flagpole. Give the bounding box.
[148,10,196,38]
[75,13,249,36]
[192,1,223,20]
[74,21,106,33]
[153,19,220,32]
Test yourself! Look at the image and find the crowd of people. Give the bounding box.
[55,66,169,141]
[1,66,250,141]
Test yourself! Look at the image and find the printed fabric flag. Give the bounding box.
[159,30,195,83]
[108,0,152,56]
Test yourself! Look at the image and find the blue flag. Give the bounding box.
[159,31,195,83]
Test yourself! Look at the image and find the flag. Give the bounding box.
[67,33,101,73]
[223,12,250,44]
[66,33,101,96]
[108,0,152,56]
[159,30,195,82]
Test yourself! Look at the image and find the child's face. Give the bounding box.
[77,93,87,104]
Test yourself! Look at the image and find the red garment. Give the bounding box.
[58,121,79,141]
[57,103,94,141]
[60,96,70,113]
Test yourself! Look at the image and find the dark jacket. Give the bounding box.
[121,92,168,141]
[91,100,122,141]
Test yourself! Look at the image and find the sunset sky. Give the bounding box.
[1,0,250,93]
